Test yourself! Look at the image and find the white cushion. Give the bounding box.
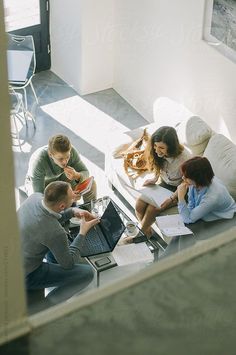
[204,134,236,199]
[176,116,213,155]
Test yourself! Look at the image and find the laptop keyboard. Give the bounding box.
[83,226,108,254]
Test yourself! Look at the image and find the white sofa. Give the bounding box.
[105,97,236,241]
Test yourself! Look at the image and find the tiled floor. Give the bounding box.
[13,70,147,205]
[14,70,148,314]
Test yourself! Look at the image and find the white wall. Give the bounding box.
[0,0,29,345]
[50,0,236,140]
[113,0,236,143]
[50,0,82,92]
[50,0,114,95]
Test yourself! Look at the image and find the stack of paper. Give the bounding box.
[156,214,193,237]
[112,243,154,266]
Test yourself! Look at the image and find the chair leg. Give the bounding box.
[19,96,28,128]
[30,81,39,105]
[26,110,36,129]
[11,113,22,151]
[19,92,36,130]
[23,87,28,111]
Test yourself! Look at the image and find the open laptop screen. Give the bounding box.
[99,201,125,250]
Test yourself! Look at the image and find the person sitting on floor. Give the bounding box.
[176,156,236,223]
[18,181,99,294]
[24,134,97,205]
[135,126,191,236]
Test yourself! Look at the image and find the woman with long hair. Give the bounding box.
[177,156,236,223]
[135,126,191,236]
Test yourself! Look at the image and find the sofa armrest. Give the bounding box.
[204,134,236,200]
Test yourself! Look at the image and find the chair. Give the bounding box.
[9,87,35,150]
[7,33,39,111]
[9,87,27,150]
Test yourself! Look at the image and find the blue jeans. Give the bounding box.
[26,261,94,292]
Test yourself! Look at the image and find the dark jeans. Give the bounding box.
[26,261,94,291]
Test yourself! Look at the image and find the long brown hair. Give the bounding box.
[148,126,184,174]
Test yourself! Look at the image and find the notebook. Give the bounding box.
[74,176,94,195]
[80,201,125,257]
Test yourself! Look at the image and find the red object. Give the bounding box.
[74,176,94,195]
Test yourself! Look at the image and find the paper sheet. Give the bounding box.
[125,183,172,207]
[156,214,193,237]
[112,243,154,266]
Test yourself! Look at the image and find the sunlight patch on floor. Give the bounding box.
[41,96,129,154]
[80,155,111,199]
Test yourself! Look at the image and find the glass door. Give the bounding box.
[4,0,50,72]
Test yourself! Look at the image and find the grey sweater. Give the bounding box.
[18,193,84,275]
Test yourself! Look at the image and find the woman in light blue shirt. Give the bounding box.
[176,156,236,224]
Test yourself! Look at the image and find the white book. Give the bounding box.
[156,214,193,237]
[112,243,154,266]
[125,183,172,208]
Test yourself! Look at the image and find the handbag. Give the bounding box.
[120,129,150,179]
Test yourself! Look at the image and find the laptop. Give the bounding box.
[80,201,125,257]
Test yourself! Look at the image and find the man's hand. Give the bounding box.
[73,208,97,221]
[74,192,82,202]
[177,182,188,202]
[79,217,100,236]
[79,210,98,221]
[64,166,80,181]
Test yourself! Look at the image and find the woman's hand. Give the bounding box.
[160,197,173,210]
[177,182,188,202]
[143,176,158,186]
[79,217,100,236]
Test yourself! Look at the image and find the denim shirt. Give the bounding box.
[178,177,236,224]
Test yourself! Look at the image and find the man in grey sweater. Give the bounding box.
[18,181,99,293]
[24,134,97,204]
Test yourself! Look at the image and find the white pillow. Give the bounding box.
[204,134,236,199]
[176,115,213,155]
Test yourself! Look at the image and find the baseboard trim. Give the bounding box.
[0,317,30,346]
